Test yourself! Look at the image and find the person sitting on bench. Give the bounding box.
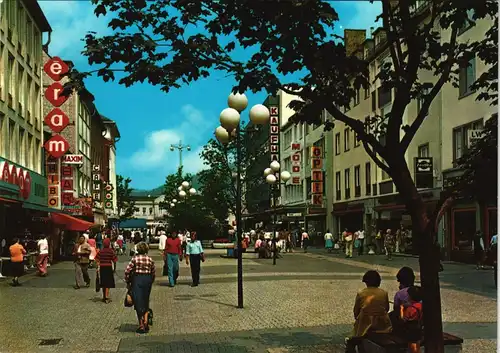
[345,270,392,353]
[389,266,415,333]
[400,286,423,353]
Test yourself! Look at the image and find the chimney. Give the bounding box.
[344,29,367,57]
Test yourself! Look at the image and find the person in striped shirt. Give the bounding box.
[124,242,155,334]
[96,238,117,303]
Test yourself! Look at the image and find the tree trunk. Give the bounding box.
[390,157,445,353]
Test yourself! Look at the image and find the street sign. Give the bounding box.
[44,108,69,133]
[43,57,69,81]
[414,157,433,188]
[62,154,83,165]
[44,82,69,107]
[44,135,70,158]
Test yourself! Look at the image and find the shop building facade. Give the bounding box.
[328,9,496,260]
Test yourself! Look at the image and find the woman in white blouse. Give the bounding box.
[185,232,205,287]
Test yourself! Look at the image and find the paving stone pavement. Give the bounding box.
[0,249,495,353]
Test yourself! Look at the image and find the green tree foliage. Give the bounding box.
[116,175,136,220]
[161,168,219,239]
[198,129,266,223]
[76,1,497,351]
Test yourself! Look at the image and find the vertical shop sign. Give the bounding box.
[92,165,102,207]
[104,183,114,209]
[290,142,302,185]
[43,57,71,209]
[46,155,60,207]
[269,106,279,162]
[310,146,324,206]
[61,164,75,211]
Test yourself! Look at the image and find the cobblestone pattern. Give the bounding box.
[0,250,495,353]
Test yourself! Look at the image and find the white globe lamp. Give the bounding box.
[172,199,177,203]
[177,186,183,191]
[219,108,240,131]
[215,126,230,144]
[170,203,175,207]
[182,181,190,188]
[266,174,277,184]
[227,92,248,112]
[249,104,270,125]
[179,190,187,198]
[263,168,272,177]
[189,188,196,195]
[281,170,291,182]
[270,160,280,172]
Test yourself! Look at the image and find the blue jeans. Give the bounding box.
[167,253,179,286]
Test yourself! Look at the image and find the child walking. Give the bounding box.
[401,285,423,353]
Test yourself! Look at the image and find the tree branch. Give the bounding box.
[362,140,390,175]
[400,26,459,152]
[325,103,387,158]
[380,0,404,77]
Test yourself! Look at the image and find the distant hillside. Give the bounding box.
[131,174,202,197]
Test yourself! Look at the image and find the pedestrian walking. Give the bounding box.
[88,235,97,268]
[343,228,353,258]
[73,235,91,289]
[36,234,49,277]
[96,238,117,303]
[9,238,26,286]
[384,229,395,260]
[356,229,365,255]
[158,230,167,254]
[124,242,155,334]
[473,230,485,270]
[301,230,309,252]
[324,229,334,253]
[164,232,182,287]
[185,232,205,287]
[96,231,103,251]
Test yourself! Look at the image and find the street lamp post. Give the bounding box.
[265,163,291,265]
[215,92,270,309]
[170,140,191,169]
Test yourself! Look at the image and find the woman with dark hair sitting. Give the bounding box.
[345,270,392,353]
[390,266,416,334]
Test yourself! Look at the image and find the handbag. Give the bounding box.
[95,271,101,293]
[124,290,133,307]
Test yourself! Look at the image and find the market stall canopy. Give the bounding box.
[119,218,147,229]
[50,213,95,231]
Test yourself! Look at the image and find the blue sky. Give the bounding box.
[39,1,381,190]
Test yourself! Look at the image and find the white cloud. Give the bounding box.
[39,1,111,61]
[128,105,212,174]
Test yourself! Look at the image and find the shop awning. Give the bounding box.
[23,203,65,213]
[50,213,95,231]
[119,218,148,229]
[0,197,20,203]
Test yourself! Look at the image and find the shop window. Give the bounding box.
[452,119,483,162]
[335,133,340,155]
[344,168,351,199]
[453,209,477,250]
[418,143,429,157]
[458,57,476,98]
[344,128,350,151]
[335,171,341,200]
[365,162,371,195]
[458,9,475,35]
[354,165,361,197]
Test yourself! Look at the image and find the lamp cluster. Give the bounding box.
[168,181,196,208]
[215,93,272,144]
[263,161,291,185]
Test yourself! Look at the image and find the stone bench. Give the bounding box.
[362,332,463,353]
